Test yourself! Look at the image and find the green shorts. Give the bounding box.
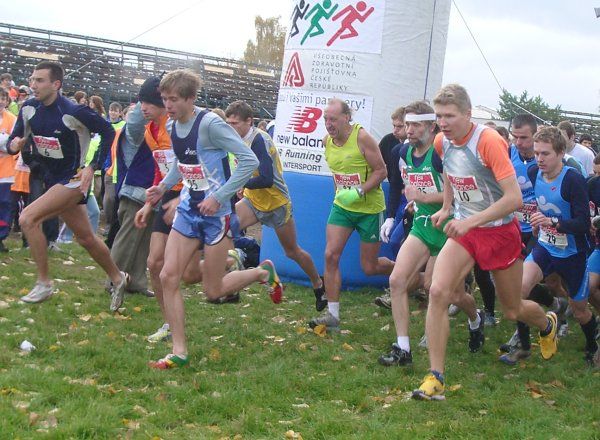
[409,215,448,256]
[327,204,383,243]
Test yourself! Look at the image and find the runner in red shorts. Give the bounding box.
[412,84,559,401]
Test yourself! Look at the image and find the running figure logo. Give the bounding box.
[288,0,310,41]
[327,1,374,46]
[301,0,339,45]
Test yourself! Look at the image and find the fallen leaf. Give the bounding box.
[272,316,286,324]
[544,400,556,406]
[39,415,58,429]
[448,384,462,392]
[133,306,142,313]
[210,335,223,341]
[332,355,342,362]
[28,412,40,426]
[411,310,421,316]
[380,324,390,331]
[292,403,310,409]
[0,300,9,309]
[78,314,92,322]
[478,410,488,415]
[313,324,327,337]
[84,266,95,270]
[76,340,90,346]
[340,329,352,335]
[209,348,221,361]
[548,380,564,388]
[274,337,286,343]
[296,327,307,335]
[97,312,111,320]
[361,345,372,352]
[298,343,309,351]
[342,343,354,351]
[62,260,74,265]
[531,391,543,399]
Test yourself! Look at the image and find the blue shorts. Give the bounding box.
[526,245,589,301]
[172,204,239,246]
[587,249,600,275]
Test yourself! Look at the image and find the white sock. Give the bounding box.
[397,336,410,352]
[328,302,340,320]
[162,323,169,330]
[469,310,481,330]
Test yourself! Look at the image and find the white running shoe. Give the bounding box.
[147,324,171,343]
[110,272,129,312]
[21,282,54,303]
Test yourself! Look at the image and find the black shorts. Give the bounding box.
[152,190,180,234]
[521,231,537,257]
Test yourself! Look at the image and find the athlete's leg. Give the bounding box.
[61,201,122,284]
[360,241,394,276]
[235,198,259,230]
[275,217,321,288]
[159,229,202,357]
[389,235,430,339]
[202,236,268,301]
[324,224,353,302]
[426,239,475,373]
[148,232,169,318]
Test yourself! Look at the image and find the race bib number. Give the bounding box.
[515,202,537,224]
[333,172,361,190]
[15,154,30,172]
[539,225,568,248]
[590,201,596,217]
[33,135,63,159]
[447,174,483,203]
[407,172,437,194]
[153,149,176,177]
[178,163,209,191]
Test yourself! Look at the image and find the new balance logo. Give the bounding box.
[286,106,323,134]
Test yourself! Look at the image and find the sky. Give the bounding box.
[2,0,599,113]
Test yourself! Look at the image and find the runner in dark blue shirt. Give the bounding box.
[7,61,125,306]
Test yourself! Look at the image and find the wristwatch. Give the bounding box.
[550,217,559,228]
[356,186,365,197]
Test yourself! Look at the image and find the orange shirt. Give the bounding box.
[0,109,17,180]
[434,123,514,182]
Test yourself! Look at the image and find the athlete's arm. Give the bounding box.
[6,106,26,155]
[155,157,181,195]
[431,172,454,229]
[124,103,146,147]
[206,117,259,207]
[357,128,387,193]
[75,106,115,171]
[245,133,274,189]
[557,169,591,234]
[386,143,405,218]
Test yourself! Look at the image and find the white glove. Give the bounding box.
[379,218,395,243]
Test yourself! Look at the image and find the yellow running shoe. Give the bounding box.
[539,311,558,360]
[412,374,445,401]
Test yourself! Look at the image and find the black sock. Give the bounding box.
[474,265,495,315]
[540,318,553,337]
[517,321,531,351]
[530,284,554,308]
[580,315,598,353]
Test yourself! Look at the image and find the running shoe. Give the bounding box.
[412,374,445,401]
[539,312,558,360]
[110,271,129,312]
[148,353,189,369]
[374,291,392,309]
[378,343,413,367]
[499,347,531,366]
[499,330,520,353]
[448,304,460,316]
[207,293,240,304]
[227,249,244,272]
[484,312,498,327]
[259,259,283,304]
[313,276,327,312]
[147,324,171,343]
[21,282,54,303]
[308,311,340,332]
[468,310,485,353]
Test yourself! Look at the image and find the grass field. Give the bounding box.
[0,238,599,439]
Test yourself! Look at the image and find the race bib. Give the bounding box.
[153,149,176,177]
[333,172,361,190]
[515,202,537,224]
[539,225,568,248]
[15,154,30,172]
[407,172,437,194]
[178,162,209,192]
[447,174,483,203]
[33,135,63,159]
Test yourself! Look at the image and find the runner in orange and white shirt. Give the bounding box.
[412,84,559,401]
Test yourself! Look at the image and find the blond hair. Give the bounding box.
[533,126,566,154]
[433,83,472,113]
[159,69,202,100]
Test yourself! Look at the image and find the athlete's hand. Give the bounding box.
[529,212,550,229]
[443,218,474,238]
[9,136,26,153]
[198,196,220,216]
[77,166,94,196]
[431,208,451,229]
[404,185,423,203]
[162,197,179,226]
[134,203,153,229]
[379,217,395,243]
[146,184,166,206]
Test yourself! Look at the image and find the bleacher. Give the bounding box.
[0,23,280,119]
[558,109,600,144]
